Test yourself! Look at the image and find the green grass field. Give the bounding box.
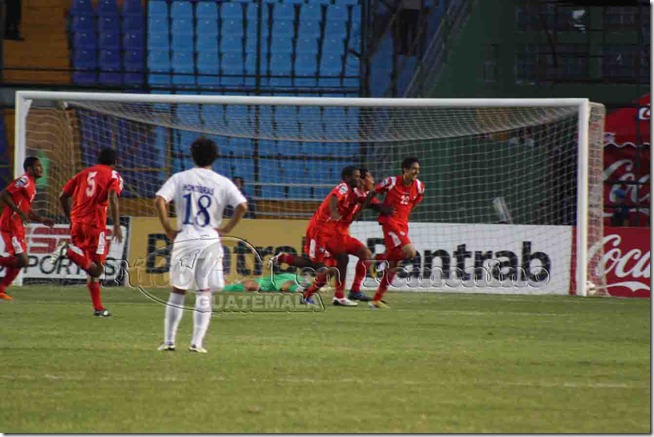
[0,286,650,433]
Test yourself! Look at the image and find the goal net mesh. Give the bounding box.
[21,97,605,294]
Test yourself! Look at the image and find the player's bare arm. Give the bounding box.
[0,188,29,223]
[108,190,122,243]
[218,201,248,235]
[351,191,376,221]
[28,211,54,228]
[59,191,72,222]
[154,195,179,241]
[328,194,341,220]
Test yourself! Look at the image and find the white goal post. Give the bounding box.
[13,91,605,296]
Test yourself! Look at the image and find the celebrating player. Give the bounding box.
[0,157,55,300]
[52,147,123,317]
[363,157,424,309]
[155,137,248,353]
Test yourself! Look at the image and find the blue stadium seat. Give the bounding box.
[351,6,362,22]
[148,49,171,72]
[221,3,242,19]
[257,106,274,132]
[271,34,292,54]
[298,20,321,39]
[300,4,322,21]
[171,18,193,34]
[122,14,143,31]
[230,138,255,157]
[148,32,170,50]
[97,15,119,32]
[323,36,345,56]
[172,51,195,86]
[97,0,119,16]
[245,4,269,38]
[269,53,292,86]
[221,18,243,37]
[282,161,311,199]
[294,53,317,86]
[274,106,299,136]
[171,0,193,18]
[197,1,218,19]
[70,0,94,16]
[326,5,348,21]
[230,158,255,182]
[319,53,342,86]
[324,20,346,39]
[71,15,94,32]
[72,49,97,84]
[273,3,295,20]
[121,0,142,16]
[296,36,318,54]
[73,31,96,49]
[99,31,120,49]
[123,31,144,50]
[99,49,122,84]
[148,0,169,17]
[196,34,219,52]
[221,52,244,86]
[258,140,278,156]
[272,19,294,37]
[123,49,144,85]
[259,159,285,198]
[197,51,219,73]
[196,18,219,36]
[172,32,193,51]
[148,16,169,33]
[221,35,243,53]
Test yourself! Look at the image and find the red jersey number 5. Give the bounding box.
[86,171,98,197]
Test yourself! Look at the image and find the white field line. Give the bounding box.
[1,374,648,390]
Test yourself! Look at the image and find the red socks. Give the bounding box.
[373,262,398,302]
[278,253,297,265]
[88,281,103,311]
[303,271,328,299]
[351,254,387,293]
[0,267,20,293]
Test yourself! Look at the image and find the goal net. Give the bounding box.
[13,92,605,296]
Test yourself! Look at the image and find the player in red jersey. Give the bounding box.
[361,157,424,309]
[0,157,55,300]
[52,148,123,317]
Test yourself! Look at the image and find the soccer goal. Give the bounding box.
[13,91,605,296]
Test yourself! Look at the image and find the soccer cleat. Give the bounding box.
[157,342,176,352]
[332,297,358,307]
[189,344,208,353]
[93,309,112,317]
[301,295,317,305]
[0,292,13,301]
[369,300,390,309]
[48,241,69,265]
[347,291,372,302]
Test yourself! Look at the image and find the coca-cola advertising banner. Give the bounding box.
[604,94,650,226]
[593,227,650,298]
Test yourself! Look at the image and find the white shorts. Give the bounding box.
[169,237,225,292]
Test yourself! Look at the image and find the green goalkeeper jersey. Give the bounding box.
[223,273,300,292]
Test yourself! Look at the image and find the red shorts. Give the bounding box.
[71,222,108,264]
[1,230,26,256]
[382,221,411,259]
[304,226,365,264]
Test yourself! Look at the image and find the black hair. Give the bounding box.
[359,167,370,177]
[23,156,39,171]
[401,157,420,170]
[233,176,244,184]
[98,147,117,166]
[191,137,218,167]
[341,165,359,180]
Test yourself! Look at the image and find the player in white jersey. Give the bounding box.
[154,137,248,353]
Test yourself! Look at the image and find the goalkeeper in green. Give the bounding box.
[222,272,303,293]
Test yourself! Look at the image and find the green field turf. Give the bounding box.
[0,286,650,433]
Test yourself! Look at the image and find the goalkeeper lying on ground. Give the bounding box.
[222,273,302,293]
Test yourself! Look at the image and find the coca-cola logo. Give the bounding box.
[590,234,650,293]
[604,159,651,206]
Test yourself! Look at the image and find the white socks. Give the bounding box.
[191,291,213,348]
[164,292,185,345]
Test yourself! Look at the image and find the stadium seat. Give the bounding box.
[282,161,311,199]
[196,34,219,52]
[148,0,169,17]
[98,15,119,32]
[294,53,318,86]
[72,49,97,84]
[221,19,244,37]
[272,19,294,37]
[230,138,255,157]
[296,36,318,54]
[171,51,195,87]
[323,36,345,56]
[258,140,278,157]
[99,31,120,50]
[148,49,171,71]
[172,32,193,51]
[300,4,322,21]
[197,1,218,19]
[273,3,295,20]
[221,52,244,86]
[121,0,142,16]
[298,20,321,39]
[351,6,362,23]
[123,49,144,86]
[70,0,94,16]
[231,158,255,182]
[99,49,122,84]
[269,53,292,86]
[221,3,242,19]
[148,32,170,50]
[259,159,285,198]
[172,18,194,34]
[122,14,144,32]
[71,15,95,32]
[324,20,346,39]
[197,51,219,73]
[123,31,144,50]
[97,0,119,16]
[171,0,193,18]
[221,35,243,54]
[319,53,343,86]
[147,16,169,33]
[73,31,96,50]
[326,5,348,21]
[196,18,219,37]
[271,34,293,54]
